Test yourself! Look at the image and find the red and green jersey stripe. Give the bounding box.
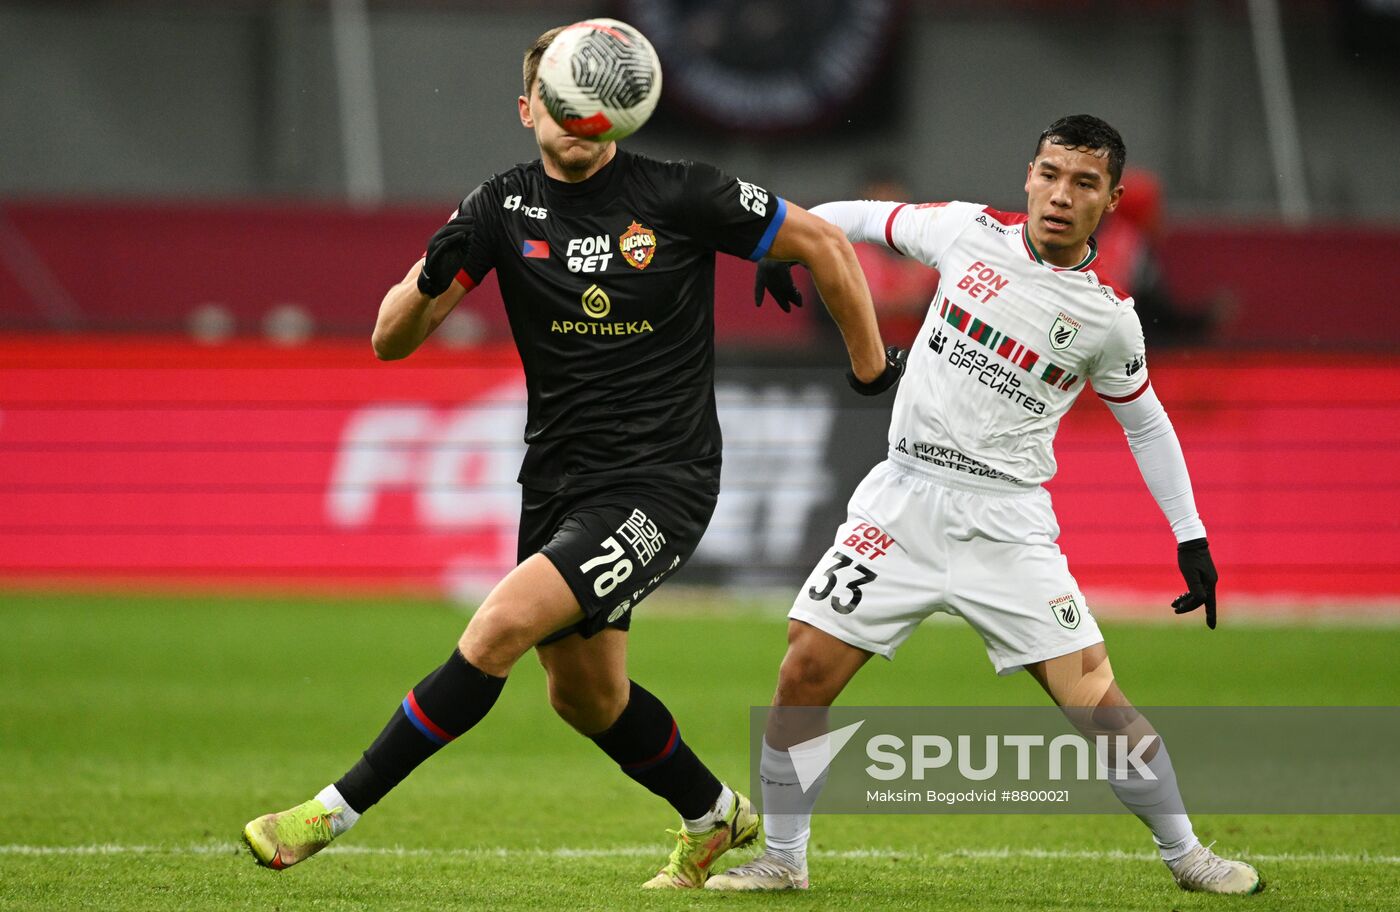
[943,300,973,332]
[938,297,1079,391]
[968,318,996,346]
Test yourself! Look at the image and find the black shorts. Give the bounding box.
[521,476,718,644]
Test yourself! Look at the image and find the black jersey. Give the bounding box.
[449,149,787,492]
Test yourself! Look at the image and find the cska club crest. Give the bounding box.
[619,221,657,270]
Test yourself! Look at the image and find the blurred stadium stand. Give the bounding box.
[1,0,1397,611]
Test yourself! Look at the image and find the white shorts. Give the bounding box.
[789,452,1103,675]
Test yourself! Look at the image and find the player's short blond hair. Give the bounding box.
[523,26,567,96]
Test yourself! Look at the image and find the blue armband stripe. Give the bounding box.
[747,196,788,261]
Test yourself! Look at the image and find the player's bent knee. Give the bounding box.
[458,603,540,677]
[774,622,869,708]
[1066,656,1116,708]
[1042,653,1162,763]
[775,651,843,708]
[547,682,627,735]
[777,651,822,696]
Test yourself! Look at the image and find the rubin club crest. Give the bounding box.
[1049,312,1081,350]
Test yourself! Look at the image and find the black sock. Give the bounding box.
[335,649,506,812]
[589,680,723,820]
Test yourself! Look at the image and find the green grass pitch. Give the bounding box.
[2,590,1398,911]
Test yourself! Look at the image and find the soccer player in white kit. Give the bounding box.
[708,116,1262,896]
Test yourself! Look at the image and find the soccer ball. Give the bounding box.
[537,18,662,143]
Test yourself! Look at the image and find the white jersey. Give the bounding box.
[878,200,1149,486]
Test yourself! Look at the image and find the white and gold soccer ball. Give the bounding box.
[537,18,662,143]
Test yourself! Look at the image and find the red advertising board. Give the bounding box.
[0,338,527,596]
[1,336,1397,604]
[6,200,1399,348]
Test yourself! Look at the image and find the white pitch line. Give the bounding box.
[0,844,1396,865]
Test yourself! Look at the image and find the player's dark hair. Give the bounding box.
[1035,115,1127,186]
[523,25,568,96]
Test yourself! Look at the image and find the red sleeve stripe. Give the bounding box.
[981,205,1029,226]
[1098,379,1151,404]
[884,203,909,254]
[454,269,477,293]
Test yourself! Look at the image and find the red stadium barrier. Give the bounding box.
[1158,221,1400,347]
[1051,350,1400,599]
[0,200,812,345]
[0,337,526,596]
[0,336,1396,602]
[5,200,1398,347]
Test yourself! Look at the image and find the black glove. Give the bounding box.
[1172,537,1219,629]
[754,259,802,312]
[847,346,907,396]
[417,214,475,298]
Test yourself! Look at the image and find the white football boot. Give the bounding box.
[1168,843,1264,894]
[705,852,810,891]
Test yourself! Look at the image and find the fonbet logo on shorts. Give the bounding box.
[549,284,655,336]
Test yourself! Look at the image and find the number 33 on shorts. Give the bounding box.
[805,551,879,614]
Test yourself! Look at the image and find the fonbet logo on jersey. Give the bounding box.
[737,180,770,217]
[566,235,613,273]
[550,284,654,336]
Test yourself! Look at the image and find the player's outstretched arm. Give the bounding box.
[765,203,886,383]
[371,259,470,360]
[1103,385,1218,627]
[373,213,478,359]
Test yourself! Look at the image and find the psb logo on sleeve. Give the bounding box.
[1049,312,1081,350]
[619,221,657,270]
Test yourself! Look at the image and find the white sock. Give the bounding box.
[683,783,735,834]
[315,784,361,837]
[1104,743,1199,862]
[759,739,821,872]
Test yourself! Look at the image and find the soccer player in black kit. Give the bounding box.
[243,24,898,889]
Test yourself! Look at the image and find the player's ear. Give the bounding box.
[519,95,534,129]
[1105,181,1125,213]
[1024,162,1034,195]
